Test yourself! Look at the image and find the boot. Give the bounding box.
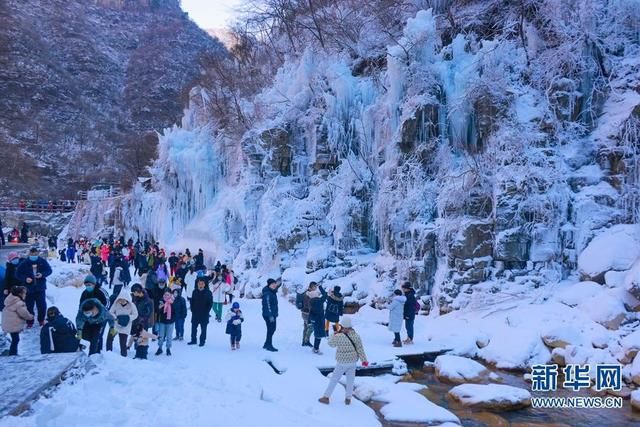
[302,341,313,347]
[231,343,236,350]
[403,338,413,345]
[392,340,402,348]
[38,320,45,327]
[318,397,330,405]
[199,342,205,347]
[345,398,351,405]
[235,342,240,349]
[155,348,163,355]
[187,340,197,345]
[313,348,323,355]
[166,348,171,356]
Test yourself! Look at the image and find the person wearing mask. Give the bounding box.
[261,278,281,352]
[1,252,21,311]
[15,247,52,327]
[188,275,213,347]
[318,317,368,406]
[40,306,80,354]
[79,275,109,308]
[401,282,417,345]
[131,283,154,331]
[76,299,115,355]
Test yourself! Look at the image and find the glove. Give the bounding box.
[362,361,369,367]
[76,330,83,340]
[109,327,117,337]
[269,316,275,323]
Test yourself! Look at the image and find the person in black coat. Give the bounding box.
[131,284,154,331]
[401,282,417,344]
[20,223,28,243]
[40,306,79,354]
[261,278,280,352]
[188,277,213,346]
[15,248,52,326]
[172,288,187,340]
[89,253,104,285]
[1,252,21,311]
[309,285,327,354]
[324,286,344,334]
[79,275,109,308]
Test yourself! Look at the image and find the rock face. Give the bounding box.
[448,384,531,411]
[0,0,222,198]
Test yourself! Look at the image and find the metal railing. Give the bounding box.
[0,199,77,213]
[77,186,122,200]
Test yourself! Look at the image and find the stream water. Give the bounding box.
[371,366,640,427]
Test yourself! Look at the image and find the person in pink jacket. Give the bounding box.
[100,244,110,265]
[2,286,34,355]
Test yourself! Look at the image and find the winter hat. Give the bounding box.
[84,275,97,285]
[131,283,143,293]
[333,286,341,295]
[267,278,277,286]
[29,247,39,254]
[341,316,353,328]
[7,252,19,262]
[232,302,240,310]
[401,282,413,290]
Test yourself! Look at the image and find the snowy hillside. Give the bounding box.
[65,1,640,312]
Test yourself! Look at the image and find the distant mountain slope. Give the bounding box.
[0,0,223,198]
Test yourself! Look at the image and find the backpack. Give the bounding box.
[295,292,304,310]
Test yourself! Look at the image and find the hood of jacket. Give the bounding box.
[3,294,23,309]
[114,289,132,304]
[393,295,407,303]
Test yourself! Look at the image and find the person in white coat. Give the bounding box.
[107,290,138,356]
[211,273,230,322]
[388,289,406,348]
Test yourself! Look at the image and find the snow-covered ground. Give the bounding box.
[3,254,640,427]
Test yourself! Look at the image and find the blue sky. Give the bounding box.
[181,0,244,29]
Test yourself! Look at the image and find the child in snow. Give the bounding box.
[40,306,79,354]
[128,323,157,359]
[225,302,244,350]
[172,288,187,341]
[76,298,115,355]
[156,289,175,356]
[1,286,34,355]
[388,289,406,348]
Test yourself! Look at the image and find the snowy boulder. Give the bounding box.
[448,220,493,260]
[541,325,584,349]
[631,354,640,385]
[578,224,640,283]
[578,289,628,330]
[448,384,531,411]
[478,327,551,369]
[632,390,640,411]
[625,259,640,301]
[551,348,566,366]
[605,270,628,288]
[434,355,489,384]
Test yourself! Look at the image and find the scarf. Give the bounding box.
[163,293,174,320]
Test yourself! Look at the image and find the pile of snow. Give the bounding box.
[578,224,640,282]
[353,376,459,425]
[447,384,531,410]
[434,355,488,383]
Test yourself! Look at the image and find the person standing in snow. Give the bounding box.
[211,272,230,322]
[75,298,115,355]
[40,306,79,354]
[318,316,368,406]
[1,252,21,311]
[261,278,281,352]
[299,283,315,347]
[225,301,244,350]
[168,252,179,277]
[20,222,28,243]
[107,291,138,357]
[188,275,213,346]
[172,288,187,340]
[388,289,406,347]
[15,247,52,327]
[324,286,344,335]
[309,284,327,355]
[401,282,417,345]
[2,286,34,355]
[155,289,175,356]
[79,275,109,309]
[131,283,154,331]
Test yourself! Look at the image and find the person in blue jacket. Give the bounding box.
[15,247,52,327]
[40,306,79,354]
[76,298,115,355]
[261,278,281,352]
